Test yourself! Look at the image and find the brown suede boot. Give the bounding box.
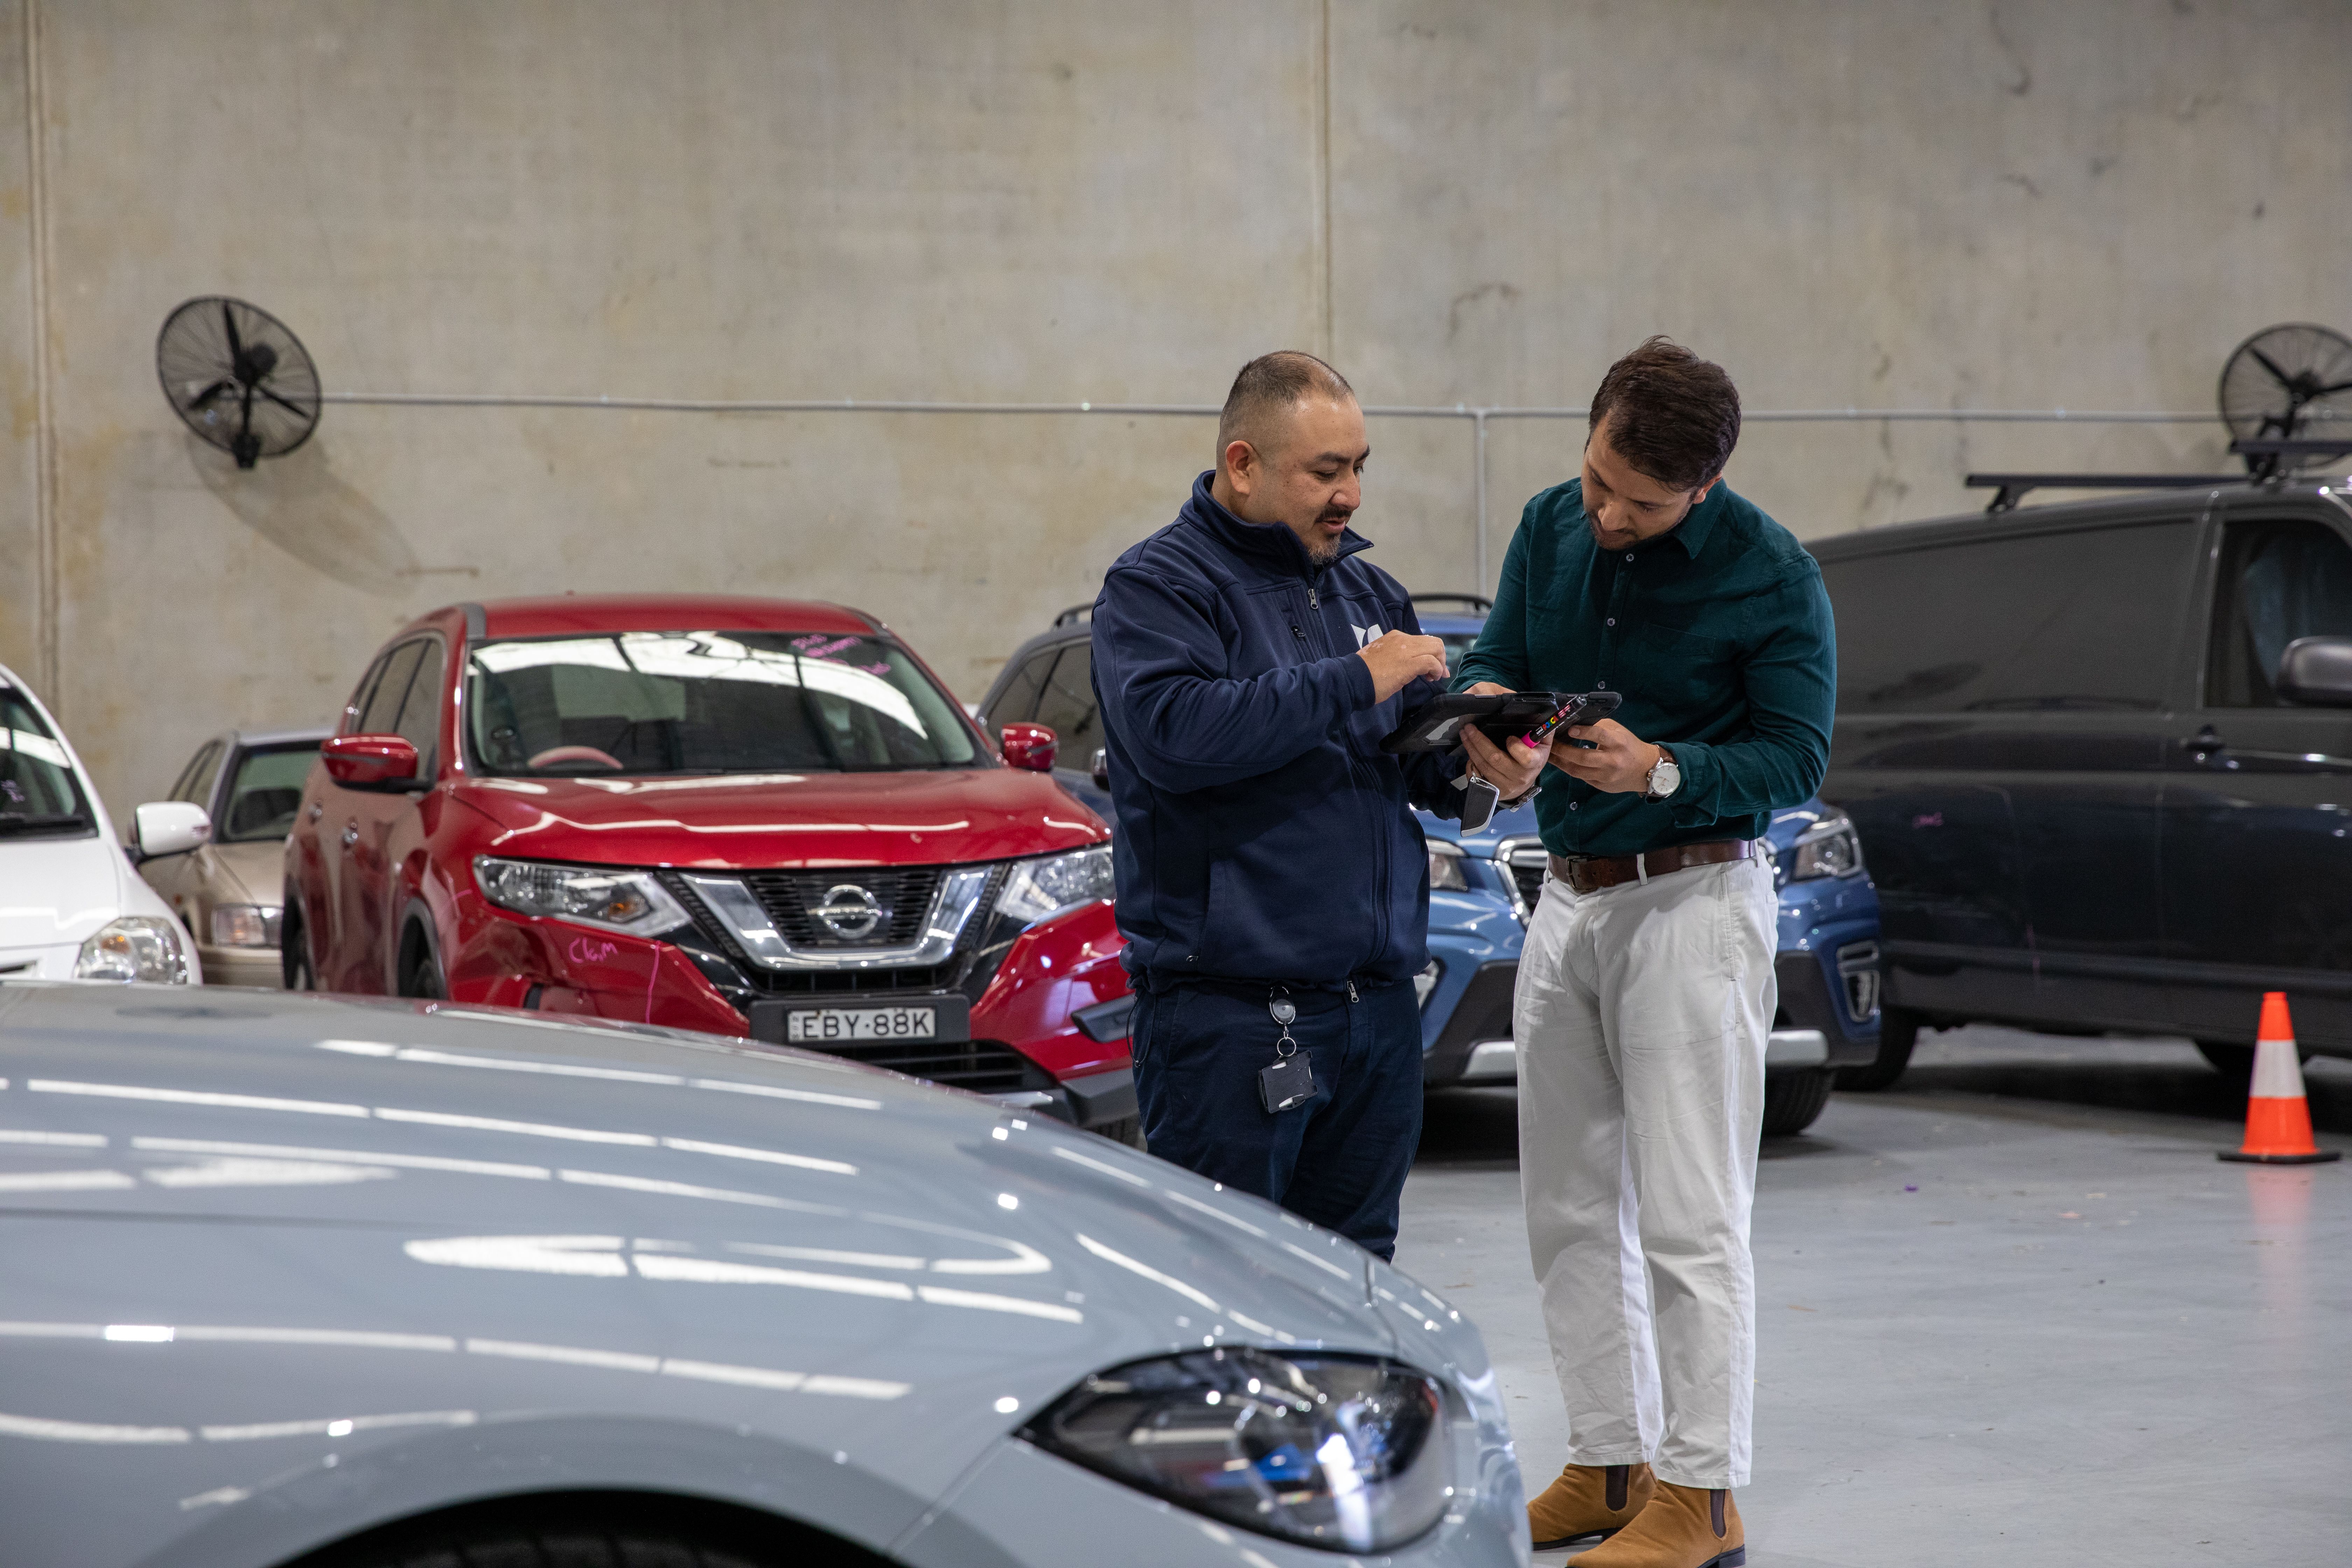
[1567,1481,1742,1567]
[1526,1461,1656,1550]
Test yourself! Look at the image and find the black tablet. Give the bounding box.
[1381,692,1565,753]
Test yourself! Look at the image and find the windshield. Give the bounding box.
[1436,631,1484,669]
[466,631,983,776]
[0,684,92,836]
[219,742,321,841]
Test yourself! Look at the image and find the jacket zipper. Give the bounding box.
[1305,574,1391,977]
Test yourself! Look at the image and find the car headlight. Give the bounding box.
[474,856,691,935]
[76,917,190,983]
[1427,840,1469,891]
[1786,813,1865,882]
[209,904,283,948]
[1021,1347,1453,1553]
[996,843,1113,928]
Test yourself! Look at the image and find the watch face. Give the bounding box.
[1651,758,1681,797]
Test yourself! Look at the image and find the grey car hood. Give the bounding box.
[0,983,1502,1568]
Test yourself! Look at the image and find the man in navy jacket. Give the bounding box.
[1090,352,1550,1259]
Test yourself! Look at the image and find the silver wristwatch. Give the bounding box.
[1643,746,1682,802]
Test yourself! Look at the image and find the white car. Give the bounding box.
[0,661,204,985]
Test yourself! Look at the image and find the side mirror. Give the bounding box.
[1090,747,1110,791]
[2277,636,2352,707]
[132,801,211,860]
[321,733,422,789]
[1000,722,1057,774]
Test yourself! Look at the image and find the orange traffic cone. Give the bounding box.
[2219,993,2340,1165]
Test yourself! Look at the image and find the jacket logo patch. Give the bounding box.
[1350,623,1383,649]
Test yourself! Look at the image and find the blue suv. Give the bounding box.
[979,597,1885,1136]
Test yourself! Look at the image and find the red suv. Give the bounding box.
[283,596,1138,1135]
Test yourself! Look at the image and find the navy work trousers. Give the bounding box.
[1130,976,1424,1261]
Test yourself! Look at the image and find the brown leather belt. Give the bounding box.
[1548,839,1753,896]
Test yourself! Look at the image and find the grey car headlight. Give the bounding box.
[76,917,190,983]
[1786,813,1865,882]
[1020,1348,1453,1553]
[210,904,283,948]
[1427,840,1469,891]
[474,856,691,936]
[995,843,1113,929]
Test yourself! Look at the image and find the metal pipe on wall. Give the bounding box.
[317,392,2220,594]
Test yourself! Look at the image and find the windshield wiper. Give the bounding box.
[0,811,90,834]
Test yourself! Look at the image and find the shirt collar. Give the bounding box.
[1659,483,1726,558]
[1181,469,1373,575]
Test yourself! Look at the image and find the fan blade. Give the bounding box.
[2249,346,2296,388]
[2315,379,2352,397]
[184,378,236,408]
[257,385,316,421]
[221,301,243,367]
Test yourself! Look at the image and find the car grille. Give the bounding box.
[805,1037,1043,1094]
[741,867,944,948]
[1493,839,1549,922]
[661,868,1000,1000]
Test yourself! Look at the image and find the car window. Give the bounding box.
[2206,517,2352,707]
[342,652,391,733]
[1823,518,2200,712]
[393,640,446,766]
[0,682,92,832]
[172,740,224,805]
[218,742,322,842]
[1031,643,1101,755]
[358,641,427,735]
[467,630,982,775]
[983,648,1058,730]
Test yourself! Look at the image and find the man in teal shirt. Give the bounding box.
[1452,338,1833,1568]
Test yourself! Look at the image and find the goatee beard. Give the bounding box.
[1306,536,1343,566]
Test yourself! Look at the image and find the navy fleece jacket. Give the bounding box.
[1091,472,1461,989]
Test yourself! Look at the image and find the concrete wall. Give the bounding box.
[4,0,2348,814]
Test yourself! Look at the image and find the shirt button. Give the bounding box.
[1596,681,1607,689]
[1570,801,1580,811]
[1606,618,1615,626]
[1624,552,1634,561]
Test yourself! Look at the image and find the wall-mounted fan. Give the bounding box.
[156,296,321,468]
[2219,323,2352,469]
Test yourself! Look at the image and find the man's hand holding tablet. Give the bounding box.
[1460,681,1554,801]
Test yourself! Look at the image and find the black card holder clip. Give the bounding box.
[1257,987,1316,1113]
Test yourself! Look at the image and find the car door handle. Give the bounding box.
[340,823,359,848]
[2180,726,2226,762]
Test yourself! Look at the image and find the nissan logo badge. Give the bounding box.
[814,884,885,940]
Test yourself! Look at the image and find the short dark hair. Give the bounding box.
[1218,350,1355,459]
[1587,336,1741,490]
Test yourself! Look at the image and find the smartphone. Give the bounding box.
[1521,690,1623,750]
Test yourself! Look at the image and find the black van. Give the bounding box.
[1814,476,2352,1087]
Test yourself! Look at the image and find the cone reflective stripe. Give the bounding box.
[2219,992,2341,1165]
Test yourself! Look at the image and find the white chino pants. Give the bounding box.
[1515,853,1777,1490]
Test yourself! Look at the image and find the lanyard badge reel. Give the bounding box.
[1258,988,1316,1113]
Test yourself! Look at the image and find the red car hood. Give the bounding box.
[451,768,1105,870]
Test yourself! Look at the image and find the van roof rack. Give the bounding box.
[1963,472,2239,513]
[1965,438,2352,513]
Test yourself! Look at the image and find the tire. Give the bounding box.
[1835,1006,1919,1092]
[397,925,444,1000]
[1761,1067,1835,1137]
[282,909,316,991]
[1093,1115,1146,1150]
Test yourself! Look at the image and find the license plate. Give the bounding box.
[785,1006,938,1044]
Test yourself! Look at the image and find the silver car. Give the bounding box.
[0,982,1525,1567]
[136,727,331,988]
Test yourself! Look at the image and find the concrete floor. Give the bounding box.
[1400,1027,2352,1566]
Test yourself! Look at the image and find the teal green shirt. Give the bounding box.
[1454,477,1835,856]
